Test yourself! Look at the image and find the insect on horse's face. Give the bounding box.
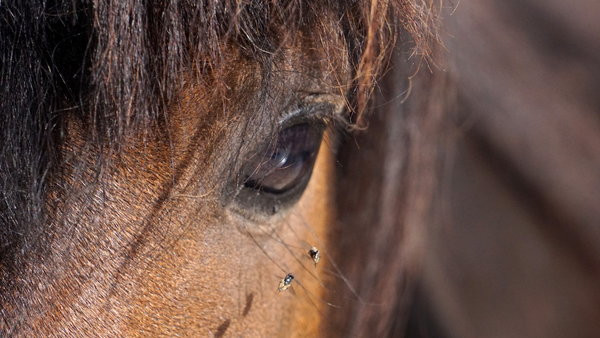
[42,32,352,336]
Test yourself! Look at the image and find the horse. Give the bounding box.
[2,0,600,337]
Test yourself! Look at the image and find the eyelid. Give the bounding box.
[277,94,346,126]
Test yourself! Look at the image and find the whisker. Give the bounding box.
[259,217,327,288]
[291,209,367,305]
[245,228,291,276]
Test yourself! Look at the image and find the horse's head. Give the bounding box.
[0,0,433,336]
[4,0,600,337]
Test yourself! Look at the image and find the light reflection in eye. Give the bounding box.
[244,123,322,194]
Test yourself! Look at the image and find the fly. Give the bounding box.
[308,246,320,267]
[278,273,294,292]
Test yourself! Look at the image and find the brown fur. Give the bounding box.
[4,0,600,337]
[1,1,404,335]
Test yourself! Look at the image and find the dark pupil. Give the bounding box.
[244,123,321,194]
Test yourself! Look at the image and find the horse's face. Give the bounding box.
[2,0,425,335]
[35,30,351,336]
[8,0,600,336]
[2,1,441,336]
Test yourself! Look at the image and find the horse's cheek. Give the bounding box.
[281,140,338,337]
[119,143,335,337]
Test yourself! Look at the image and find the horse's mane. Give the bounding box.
[0,0,435,289]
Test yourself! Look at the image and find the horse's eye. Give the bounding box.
[244,123,322,194]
